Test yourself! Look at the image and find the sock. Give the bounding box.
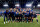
[32,19,33,22]
[36,19,38,22]
[27,18,28,22]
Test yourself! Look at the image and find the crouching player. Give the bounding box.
[4,10,9,24]
[32,12,38,23]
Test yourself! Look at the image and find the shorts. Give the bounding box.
[32,15,37,18]
[19,14,23,18]
[25,15,29,17]
[15,15,19,17]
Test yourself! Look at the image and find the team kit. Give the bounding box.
[4,8,38,24]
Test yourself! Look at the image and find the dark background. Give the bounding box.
[0,0,40,8]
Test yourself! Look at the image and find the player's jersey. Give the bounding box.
[19,8,23,11]
[29,9,33,13]
[24,12,29,17]
[29,13,33,17]
[29,9,33,12]
[15,12,19,15]
[12,11,15,16]
[9,12,13,17]
[32,14,37,18]
[23,9,26,12]
[15,12,19,17]
[4,11,9,17]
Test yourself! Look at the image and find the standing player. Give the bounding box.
[19,8,23,22]
[12,10,15,23]
[4,10,9,24]
[22,9,25,22]
[29,8,33,22]
[15,10,19,22]
[19,11,22,22]
[24,10,29,23]
[29,11,33,22]
[8,8,14,23]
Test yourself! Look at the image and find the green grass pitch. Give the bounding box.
[0,15,40,27]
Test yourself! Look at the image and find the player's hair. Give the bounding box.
[6,10,9,12]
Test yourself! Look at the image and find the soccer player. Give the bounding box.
[18,8,23,12]
[8,8,14,23]
[17,10,19,22]
[29,8,33,13]
[15,10,19,22]
[32,12,38,23]
[12,10,15,23]
[19,11,23,22]
[4,10,9,24]
[29,11,33,22]
[22,9,25,22]
[29,8,33,22]
[24,10,29,23]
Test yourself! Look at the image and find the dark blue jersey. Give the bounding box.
[4,11,9,16]
[24,13,29,16]
[16,13,19,15]
[29,10,33,12]
[19,8,23,11]
[12,12,15,15]
[15,12,19,15]
[33,14,37,17]
[29,10,33,14]
[9,12,13,16]
[15,12,19,17]
[19,9,20,11]
[29,13,33,17]
[23,12,25,15]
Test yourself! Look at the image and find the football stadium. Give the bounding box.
[0,0,40,27]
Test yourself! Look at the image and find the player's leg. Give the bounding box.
[26,17,28,23]
[20,17,21,22]
[4,15,5,24]
[8,16,9,23]
[6,16,8,23]
[35,15,38,23]
[9,16,11,23]
[25,15,28,23]
[25,15,27,22]
[18,15,19,22]
[24,15,26,22]
[15,15,18,22]
[21,15,22,22]
[18,15,20,22]
[36,17,39,24]
[31,16,33,22]
[28,17,31,22]
[36,17,38,23]
[15,15,16,21]
[22,15,24,22]
[12,16,14,23]
[19,14,22,22]
[18,17,19,22]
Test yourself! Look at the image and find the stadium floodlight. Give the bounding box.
[37,4,40,7]
[26,2,33,7]
[26,4,32,7]
[3,4,8,7]
[15,4,20,7]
